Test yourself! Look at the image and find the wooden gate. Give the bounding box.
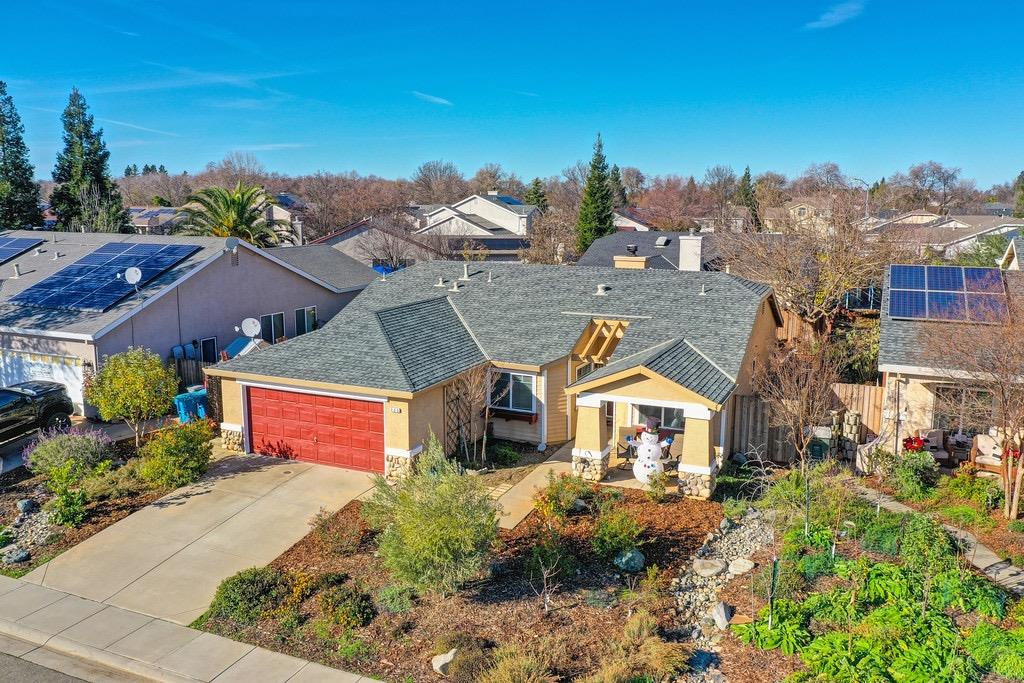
[831,383,884,439]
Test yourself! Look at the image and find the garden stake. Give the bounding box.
[804,476,811,537]
[768,557,779,628]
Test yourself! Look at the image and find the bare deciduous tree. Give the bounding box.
[200,152,269,188]
[518,208,576,264]
[888,161,977,214]
[635,175,704,230]
[716,195,919,335]
[469,163,526,197]
[619,166,647,202]
[703,165,738,231]
[923,302,1024,520]
[411,160,468,204]
[755,340,842,473]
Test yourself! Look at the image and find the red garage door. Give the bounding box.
[247,387,385,473]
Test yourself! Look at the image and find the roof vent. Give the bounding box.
[11,263,20,279]
[626,244,638,255]
[434,276,445,287]
[459,263,470,281]
[699,284,707,295]
[655,236,670,248]
[51,251,60,261]
[487,271,493,284]
[33,248,41,257]
[448,280,460,292]
[595,283,610,296]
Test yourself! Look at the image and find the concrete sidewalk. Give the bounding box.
[0,574,371,682]
[23,455,374,625]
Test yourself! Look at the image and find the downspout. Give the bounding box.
[538,369,548,452]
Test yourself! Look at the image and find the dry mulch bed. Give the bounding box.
[468,440,557,490]
[198,490,723,682]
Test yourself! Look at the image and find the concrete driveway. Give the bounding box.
[21,455,375,625]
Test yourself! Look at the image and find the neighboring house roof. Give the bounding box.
[0,230,345,341]
[613,207,657,230]
[128,206,182,229]
[576,230,785,272]
[266,245,377,291]
[878,267,1024,373]
[214,261,777,403]
[1000,237,1024,269]
[874,215,1024,248]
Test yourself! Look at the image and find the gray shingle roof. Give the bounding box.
[266,245,376,291]
[376,297,485,391]
[569,337,737,405]
[878,267,1024,371]
[215,261,774,397]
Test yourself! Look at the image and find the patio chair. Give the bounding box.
[970,433,1003,475]
[616,433,636,470]
[922,429,950,465]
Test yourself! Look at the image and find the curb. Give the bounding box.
[0,616,198,683]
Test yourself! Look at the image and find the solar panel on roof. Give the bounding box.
[888,264,1008,324]
[11,242,201,313]
[0,237,44,265]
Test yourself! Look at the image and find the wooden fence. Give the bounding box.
[172,358,212,391]
[731,382,884,463]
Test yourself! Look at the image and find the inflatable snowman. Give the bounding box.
[632,429,672,484]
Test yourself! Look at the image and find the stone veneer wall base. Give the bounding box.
[572,451,610,482]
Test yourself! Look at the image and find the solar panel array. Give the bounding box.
[11,243,201,313]
[888,264,1008,323]
[0,237,44,265]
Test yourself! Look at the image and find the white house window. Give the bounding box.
[199,337,218,363]
[294,306,317,336]
[491,372,535,413]
[260,312,285,344]
[635,404,685,432]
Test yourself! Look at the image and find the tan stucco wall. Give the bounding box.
[680,416,714,468]
[220,377,243,425]
[575,405,607,452]
[883,373,937,449]
[97,248,359,362]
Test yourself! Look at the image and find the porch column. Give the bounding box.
[678,415,718,499]
[571,405,610,482]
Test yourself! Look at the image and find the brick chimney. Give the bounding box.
[678,231,704,271]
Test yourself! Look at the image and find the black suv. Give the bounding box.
[0,381,75,443]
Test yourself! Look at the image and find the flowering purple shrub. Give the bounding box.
[23,428,113,476]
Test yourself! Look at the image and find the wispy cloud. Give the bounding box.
[513,90,540,98]
[27,106,179,137]
[88,63,304,95]
[803,1,864,30]
[412,90,453,106]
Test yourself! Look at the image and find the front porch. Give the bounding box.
[567,370,728,499]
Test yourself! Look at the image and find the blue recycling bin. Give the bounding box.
[173,389,208,423]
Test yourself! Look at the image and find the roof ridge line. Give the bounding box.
[680,338,737,383]
[446,296,491,361]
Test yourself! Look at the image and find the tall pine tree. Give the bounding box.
[523,177,549,212]
[607,164,628,208]
[1013,171,1024,219]
[736,166,761,231]
[0,82,41,228]
[576,134,614,253]
[51,88,126,231]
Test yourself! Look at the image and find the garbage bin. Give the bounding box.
[173,389,208,423]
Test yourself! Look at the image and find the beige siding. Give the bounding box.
[545,358,569,444]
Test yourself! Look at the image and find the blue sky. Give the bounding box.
[3,0,1023,186]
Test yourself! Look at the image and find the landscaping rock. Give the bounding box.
[613,548,646,573]
[728,558,755,575]
[710,601,732,630]
[719,518,733,531]
[3,547,29,564]
[16,499,37,514]
[431,648,457,676]
[693,559,727,578]
[571,498,589,513]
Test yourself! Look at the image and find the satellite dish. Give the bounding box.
[225,237,240,252]
[241,317,261,338]
[124,267,142,286]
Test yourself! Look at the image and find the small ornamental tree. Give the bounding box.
[85,348,179,446]
[361,431,498,595]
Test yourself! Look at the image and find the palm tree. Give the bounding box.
[175,182,295,247]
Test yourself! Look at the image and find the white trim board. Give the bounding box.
[571,445,612,459]
[238,380,388,403]
[575,392,712,420]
